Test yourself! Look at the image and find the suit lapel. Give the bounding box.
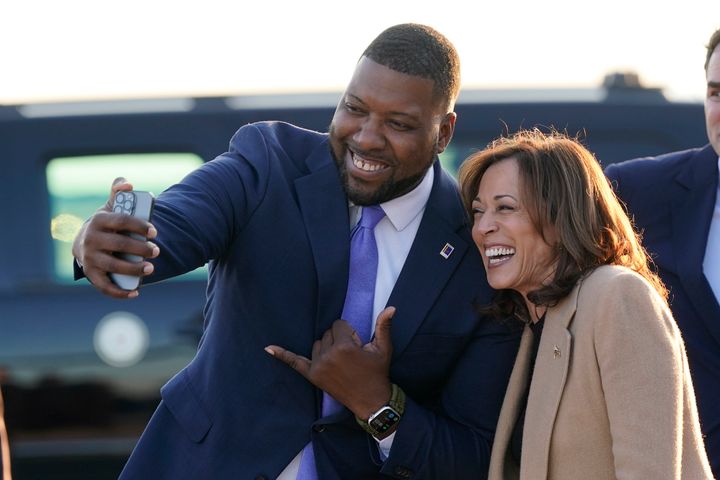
[521,284,578,478]
[295,141,351,337]
[671,145,720,345]
[386,163,469,358]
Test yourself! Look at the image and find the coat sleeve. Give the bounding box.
[592,271,689,478]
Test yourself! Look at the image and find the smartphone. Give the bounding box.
[109,190,156,290]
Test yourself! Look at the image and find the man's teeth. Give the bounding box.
[353,155,384,172]
[485,247,515,258]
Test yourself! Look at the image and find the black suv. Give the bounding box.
[0,74,707,479]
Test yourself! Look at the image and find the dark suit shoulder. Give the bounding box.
[428,162,470,232]
[605,146,705,187]
[228,121,329,169]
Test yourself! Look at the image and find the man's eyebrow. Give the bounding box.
[345,93,421,120]
[346,93,367,105]
[708,81,720,88]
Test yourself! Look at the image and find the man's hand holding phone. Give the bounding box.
[72,178,159,299]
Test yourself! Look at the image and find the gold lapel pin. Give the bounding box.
[553,345,561,358]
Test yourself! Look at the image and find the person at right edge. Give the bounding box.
[606,27,720,478]
[459,130,713,479]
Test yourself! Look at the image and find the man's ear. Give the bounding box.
[436,112,457,154]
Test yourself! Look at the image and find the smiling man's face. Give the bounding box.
[329,56,455,205]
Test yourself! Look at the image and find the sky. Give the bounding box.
[1,0,717,104]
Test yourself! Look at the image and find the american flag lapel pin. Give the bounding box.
[439,243,454,259]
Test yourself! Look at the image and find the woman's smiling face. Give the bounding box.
[471,157,558,300]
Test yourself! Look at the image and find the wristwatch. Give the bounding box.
[356,383,406,437]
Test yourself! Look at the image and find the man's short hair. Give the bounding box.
[362,23,461,111]
[705,28,720,71]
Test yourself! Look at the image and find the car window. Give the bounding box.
[46,152,206,283]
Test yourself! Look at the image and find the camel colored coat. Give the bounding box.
[488,265,713,479]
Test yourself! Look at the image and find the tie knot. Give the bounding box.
[359,205,385,230]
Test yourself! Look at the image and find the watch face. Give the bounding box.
[369,406,400,434]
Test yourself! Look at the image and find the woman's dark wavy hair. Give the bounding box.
[458,129,668,322]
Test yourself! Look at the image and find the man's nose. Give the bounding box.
[353,119,386,151]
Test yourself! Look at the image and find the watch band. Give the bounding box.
[356,383,406,436]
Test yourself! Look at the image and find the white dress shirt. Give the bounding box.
[278,167,435,479]
[703,155,720,303]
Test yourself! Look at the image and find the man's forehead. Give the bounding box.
[345,60,440,114]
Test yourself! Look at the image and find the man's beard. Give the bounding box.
[329,126,438,206]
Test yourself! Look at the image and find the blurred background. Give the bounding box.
[1,0,717,104]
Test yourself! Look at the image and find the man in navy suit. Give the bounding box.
[605,27,720,477]
[73,24,519,479]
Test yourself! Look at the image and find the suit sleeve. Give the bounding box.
[380,319,521,480]
[593,272,688,478]
[604,162,623,195]
[144,124,271,282]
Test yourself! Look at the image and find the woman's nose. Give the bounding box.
[475,214,498,236]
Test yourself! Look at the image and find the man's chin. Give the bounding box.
[344,184,387,206]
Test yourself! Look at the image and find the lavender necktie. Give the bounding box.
[297,205,385,479]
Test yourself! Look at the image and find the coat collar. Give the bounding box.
[489,280,582,479]
[385,161,470,358]
[671,145,718,257]
[517,280,579,477]
[671,144,720,345]
[294,140,351,336]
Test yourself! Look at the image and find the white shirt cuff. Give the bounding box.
[375,431,396,460]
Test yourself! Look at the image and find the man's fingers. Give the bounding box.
[82,266,139,299]
[84,227,158,260]
[265,346,312,378]
[330,319,357,344]
[105,178,133,210]
[86,210,156,242]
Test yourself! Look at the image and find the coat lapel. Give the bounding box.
[520,284,578,478]
[488,326,534,480]
[385,162,469,358]
[671,145,720,345]
[294,141,351,337]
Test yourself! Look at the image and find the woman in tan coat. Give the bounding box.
[458,130,713,479]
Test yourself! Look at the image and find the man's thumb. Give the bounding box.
[372,306,396,351]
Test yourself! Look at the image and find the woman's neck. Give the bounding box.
[524,296,546,324]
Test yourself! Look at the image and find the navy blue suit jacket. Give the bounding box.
[117,122,519,479]
[605,145,720,477]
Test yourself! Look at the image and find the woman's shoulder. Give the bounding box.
[575,265,673,331]
[580,265,654,294]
